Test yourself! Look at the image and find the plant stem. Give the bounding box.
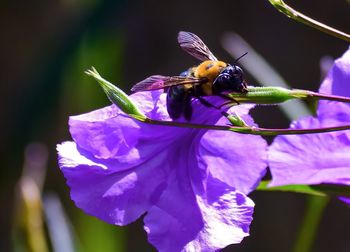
[268,0,350,42]
[309,92,350,103]
[229,87,350,105]
[132,115,350,136]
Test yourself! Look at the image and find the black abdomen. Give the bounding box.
[166,69,193,121]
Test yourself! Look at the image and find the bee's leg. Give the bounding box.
[218,94,240,109]
[195,96,219,109]
[194,96,231,118]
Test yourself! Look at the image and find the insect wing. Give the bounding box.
[131,75,206,92]
[178,31,218,62]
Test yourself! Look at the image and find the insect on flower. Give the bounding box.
[131,31,248,121]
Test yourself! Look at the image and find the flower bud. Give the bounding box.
[85,68,146,118]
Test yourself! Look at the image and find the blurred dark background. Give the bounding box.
[1,0,349,251]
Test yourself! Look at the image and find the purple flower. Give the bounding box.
[57,90,268,251]
[269,47,350,187]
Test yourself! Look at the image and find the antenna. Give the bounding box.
[233,52,248,64]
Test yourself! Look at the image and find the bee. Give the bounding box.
[131,31,248,121]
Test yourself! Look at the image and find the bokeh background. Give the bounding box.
[1,0,350,251]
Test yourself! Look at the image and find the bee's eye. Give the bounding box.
[212,74,228,92]
[232,66,243,76]
[213,65,245,93]
[221,66,233,75]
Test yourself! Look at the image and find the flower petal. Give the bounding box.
[198,131,267,195]
[319,47,350,97]
[57,141,171,225]
[186,175,254,251]
[318,47,350,123]
[197,106,267,195]
[69,91,176,161]
[69,106,140,160]
[144,167,203,252]
[269,116,350,186]
[144,165,254,252]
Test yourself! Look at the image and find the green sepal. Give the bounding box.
[85,67,146,118]
[225,113,248,127]
[268,0,294,17]
[228,86,308,104]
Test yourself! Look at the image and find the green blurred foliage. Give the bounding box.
[60,31,127,252]
[62,32,125,113]
[75,209,125,252]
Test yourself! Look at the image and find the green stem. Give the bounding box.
[293,196,329,252]
[132,115,350,136]
[268,0,350,42]
[230,87,350,105]
[309,91,350,103]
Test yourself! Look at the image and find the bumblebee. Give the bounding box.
[131,31,247,121]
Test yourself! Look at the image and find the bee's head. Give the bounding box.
[213,64,247,93]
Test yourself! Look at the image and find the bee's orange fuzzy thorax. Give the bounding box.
[194,60,227,81]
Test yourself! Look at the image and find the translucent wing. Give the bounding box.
[131,75,207,92]
[178,31,218,62]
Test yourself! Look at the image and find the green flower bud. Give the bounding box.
[227,86,309,104]
[85,68,146,119]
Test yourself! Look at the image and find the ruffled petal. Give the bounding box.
[69,90,177,160]
[57,141,171,225]
[196,105,267,195]
[318,47,350,97]
[269,116,350,186]
[69,106,141,160]
[198,130,267,195]
[186,174,254,252]
[144,164,254,252]
[143,167,203,252]
[318,47,350,123]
